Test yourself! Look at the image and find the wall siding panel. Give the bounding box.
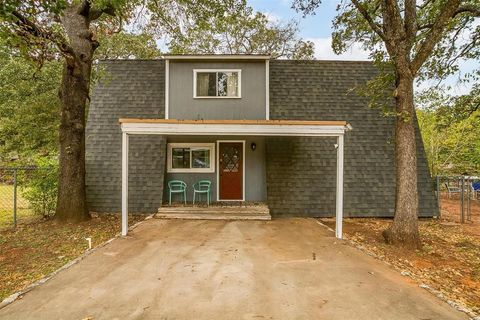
[266,60,438,217]
[86,60,166,213]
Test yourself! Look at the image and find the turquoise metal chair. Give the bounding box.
[168,180,187,205]
[193,180,211,205]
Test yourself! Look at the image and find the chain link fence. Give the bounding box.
[0,167,56,229]
[435,175,480,224]
[2,168,478,228]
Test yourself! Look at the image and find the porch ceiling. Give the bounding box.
[119,118,352,136]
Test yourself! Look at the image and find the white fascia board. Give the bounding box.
[162,55,270,60]
[121,123,348,136]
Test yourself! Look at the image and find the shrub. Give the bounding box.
[21,158,58,218]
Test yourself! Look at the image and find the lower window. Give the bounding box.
[167,143,215,173]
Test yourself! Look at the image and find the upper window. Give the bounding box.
[194,69,241,98]
[167,143,215,173]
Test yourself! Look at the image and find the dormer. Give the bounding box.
[164,55,270,120]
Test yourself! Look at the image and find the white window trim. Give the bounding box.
[193,69,242,99]
[216,140,246,201]
[167,143,215,173]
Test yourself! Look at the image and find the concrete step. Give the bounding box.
[156,205,271,220]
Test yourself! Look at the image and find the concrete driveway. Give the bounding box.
[0,218,467,320]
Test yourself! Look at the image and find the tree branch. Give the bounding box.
[410,0,462,74]
[416,0,434,10]
[417,3,478,30]
[454,5,480,17]
[74,0,116,21]
[10,10,75,57]
[89,4,116,21]
[445,31,479,68]
[404,0,417,45]
[381,0,408,58]
[11,11,54,42]
[417,23,434,30]
[77,0,91,17]
[350,0,388,42]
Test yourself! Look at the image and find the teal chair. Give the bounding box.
[168,180,187,205]
[193,180,211,205]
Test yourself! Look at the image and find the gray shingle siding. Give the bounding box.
[266,60,438,217]
[86,60,166,213]
[85,59,438,217]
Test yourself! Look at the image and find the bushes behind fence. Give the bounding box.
[20,159,58,218]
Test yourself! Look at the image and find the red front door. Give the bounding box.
[219,142,243,200]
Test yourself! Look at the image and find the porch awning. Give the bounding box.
[119,119,352,136]
[119,118,351,240]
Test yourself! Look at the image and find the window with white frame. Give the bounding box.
[194,70,241,98]
[167,143,215,173]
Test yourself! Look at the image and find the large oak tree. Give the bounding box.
[0,0,135,221]
[294,0,479,248]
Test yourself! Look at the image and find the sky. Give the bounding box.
[249,0,476,95]
[249,0,370,60]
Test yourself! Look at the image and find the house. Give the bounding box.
[85,55,438,237]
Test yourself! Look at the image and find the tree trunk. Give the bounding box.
[55,5,96,222]
[383,71,421,249]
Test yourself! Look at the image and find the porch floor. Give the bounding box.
[156,203,271,220]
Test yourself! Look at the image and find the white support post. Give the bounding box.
[265,59,270,120]
[165,59,170,119]
[336,134,344,239]
[121,132,129,236]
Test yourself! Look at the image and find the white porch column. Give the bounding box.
[336,134,344,239]
[121,132,129,236]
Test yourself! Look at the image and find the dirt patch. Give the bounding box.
[0,213,145,301]
[321,217,480,316]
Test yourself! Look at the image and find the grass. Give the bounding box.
[0,214,146,301]
[0,184,36,229]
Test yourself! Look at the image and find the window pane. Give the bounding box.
[217,72,238,97]
[172,148,190,168]
[191,148,210,168]
[196,73,216,96]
